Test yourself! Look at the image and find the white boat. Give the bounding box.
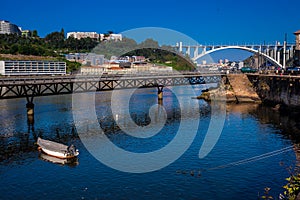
[39,152,79,166]
[37,137,79,159]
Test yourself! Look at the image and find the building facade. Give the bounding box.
[0,20,22,35]
[66,32,100,40]
[294,30,300,66]
[66,32,122,41]
[99,33,122,41]
[0,60,66,75]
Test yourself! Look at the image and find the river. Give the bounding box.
[0,84,299,200]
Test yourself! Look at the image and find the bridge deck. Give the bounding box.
[0,73,223,99]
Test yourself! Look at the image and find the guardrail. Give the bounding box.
[0,72,225,85]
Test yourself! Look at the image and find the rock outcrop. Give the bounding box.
[197,74,262,103]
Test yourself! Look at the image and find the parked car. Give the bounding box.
[240,67,257,73]
[285,66,300,75]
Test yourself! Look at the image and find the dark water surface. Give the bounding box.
[0,85,299,200]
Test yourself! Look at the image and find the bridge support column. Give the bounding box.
[26,102,34,115]
[194,46,199,58]
[179,42,183,53]
[186,46,190,56]
[277,51,281,64]
[283,40,287,69]
[157,85,164,101]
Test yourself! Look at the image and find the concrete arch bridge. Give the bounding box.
[174,42,295,68]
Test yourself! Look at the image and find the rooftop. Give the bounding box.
[294,30,300,35]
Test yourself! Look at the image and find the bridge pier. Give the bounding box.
[25,90,35,127]
[157,85,164,101]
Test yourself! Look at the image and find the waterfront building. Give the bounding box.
[0,60,66,75]
[0,20,22,35]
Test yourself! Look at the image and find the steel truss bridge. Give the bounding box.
[0,73,223,100]
[174,42,295,68]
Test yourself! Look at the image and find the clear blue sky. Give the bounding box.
[1,0,300,62]
[2,0,299,44]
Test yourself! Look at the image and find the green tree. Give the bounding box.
[44,31,65,49]
[60,28,65,38]
[32,30,38,37]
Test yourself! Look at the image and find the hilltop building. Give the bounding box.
[0,20,22,35]
[66,31,122,41]
[99,33,122,41]
[66,32,99,40]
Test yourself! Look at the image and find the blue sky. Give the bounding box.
[1,0,300,61]
[2,0,300,44]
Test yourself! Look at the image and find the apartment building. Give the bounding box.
[0,60,66,75]
[0,20,22,35]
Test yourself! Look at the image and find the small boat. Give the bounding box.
[37,137,79,159]
[39,152,79,166]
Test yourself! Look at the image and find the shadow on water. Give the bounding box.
[247,104,300,143]
[221,102,300,143]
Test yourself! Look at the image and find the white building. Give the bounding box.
[0,60,66,75]
[66,31,122,42]
[0,20,22,35]
[66,32,99,40]
[99,33,122,41]
[238,61,244,69]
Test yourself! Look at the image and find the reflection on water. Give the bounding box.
[0,85,299,199]
[249,105,300,142]
[39,152,79,167]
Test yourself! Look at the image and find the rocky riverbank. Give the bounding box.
[197,74,262,104]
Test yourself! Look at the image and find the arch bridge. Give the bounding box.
[174,42,295,68]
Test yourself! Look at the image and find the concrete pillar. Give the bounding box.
[186,46,190,56]
[277,51,281,64]
[283,41,287,69]
[179,42,183,53]
[194,46,199,58]
[274,45,277,61]
[157,85,164,100]
[202,47,206,55]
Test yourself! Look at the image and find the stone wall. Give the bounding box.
[247,74,300,107]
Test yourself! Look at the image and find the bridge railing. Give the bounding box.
[0,71,226,85]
